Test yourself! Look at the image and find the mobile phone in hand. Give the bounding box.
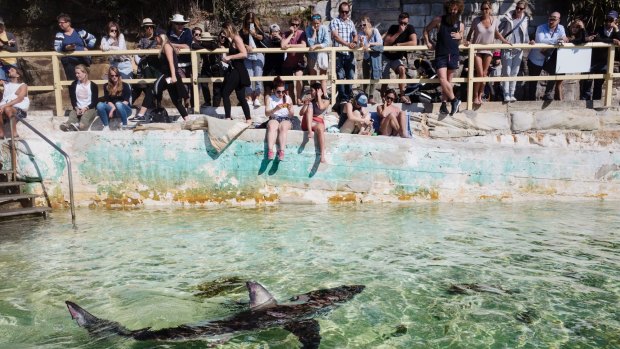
[250,23,255,31]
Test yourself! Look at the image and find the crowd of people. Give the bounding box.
[1,1,620,140]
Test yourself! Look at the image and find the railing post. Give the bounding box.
[51,54,63,117]
[604,44,616,107]
[191,51,200,112]
[330,49,337,106]
[467,45,475,110]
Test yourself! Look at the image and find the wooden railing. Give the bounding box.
[0,42,616,116]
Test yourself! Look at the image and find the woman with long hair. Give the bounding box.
[241,12,266,107]
[61,64,98,131]
[377,88,409,138]
[359,15,382,105]
[152,33,189,120]
[95,66,132,131]
[221,22,251,122]
[100,21,132,78]
[264,76,294,161]
[299,82,329,163]
[466,0,510,105]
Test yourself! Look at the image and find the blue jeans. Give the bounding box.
[336,52,355,102]
[244,55,264,96]
[96,102,132,126]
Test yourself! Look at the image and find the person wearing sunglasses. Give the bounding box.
[330,1,359,103]
[498,0,530,102]
[300,82,330,163]
[359,16,382,105]
[465,1,511,105]
[101,21,132,79]
[376,89,409,138]
[305,14,331,97]
[96,66,132,131]
[381,12,418,104]
[281,16,308,105]
[53,13,96,80]
[581,10,620,100]
[167,14,193,111]
[264,76,295,161]
[526,11,568,101]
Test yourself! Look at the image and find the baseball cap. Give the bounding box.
[607,10,618,20]
[270,24,280,33]
[355,93,368,107]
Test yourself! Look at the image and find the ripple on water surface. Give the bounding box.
[0,202,618,348]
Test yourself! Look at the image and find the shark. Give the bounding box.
[66,281,365,349]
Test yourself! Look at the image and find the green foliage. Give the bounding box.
[213,0,255,24]
[569,0,620,31]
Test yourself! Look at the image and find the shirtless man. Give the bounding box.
[377,88,409,138]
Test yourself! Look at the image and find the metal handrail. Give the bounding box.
[11,116,76,226]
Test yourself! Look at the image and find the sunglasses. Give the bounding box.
[399,21,408,25]
[548,18,558,21]
[340,10,350,14]
[110,29,118,32]
[275,90,285,94]
[516,7,525,10]
[482,7,491,10]
[385,96,395,101]
[58,21,67,24]
[194,33,201,36]
[109,74,118,77]
[290,23,300,27]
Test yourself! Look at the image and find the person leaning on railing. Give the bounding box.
[498,0,530,102]
[194,31,224,109]
[101,21,133,79]
[262,24,285,96]
[305,13,331,99]
[54,13,96,81]
[330,1,358,104]
[381,12,418,104]
[359,16,382,105]
[581,10,620,101]
[281,16,307,106]
[0,17,19,82]
[130,18,162,121]
[240,12,266,108]
[526,11,568,101]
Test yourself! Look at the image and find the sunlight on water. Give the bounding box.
[0,202,619,348]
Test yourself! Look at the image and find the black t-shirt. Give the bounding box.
[384,24,416,60]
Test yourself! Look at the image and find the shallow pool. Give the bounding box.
[0,202,618,348]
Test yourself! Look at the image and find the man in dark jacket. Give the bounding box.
[581,10,620,100]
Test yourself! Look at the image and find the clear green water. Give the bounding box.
[0,202,619,348]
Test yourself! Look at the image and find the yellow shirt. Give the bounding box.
[0,31,17,66]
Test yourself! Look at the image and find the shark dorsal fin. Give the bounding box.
[246,281,277,310]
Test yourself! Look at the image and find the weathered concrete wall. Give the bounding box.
[2,107,619,208]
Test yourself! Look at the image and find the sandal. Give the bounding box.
[399,95,412,104]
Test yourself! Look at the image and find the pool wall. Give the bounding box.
[2,115,620,207]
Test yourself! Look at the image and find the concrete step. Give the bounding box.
[0,181,25,188]
[0,193,39,204]
[0,206,50,218]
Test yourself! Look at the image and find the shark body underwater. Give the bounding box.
[66,281,365,348]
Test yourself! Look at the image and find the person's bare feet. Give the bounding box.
[320,155,326,163]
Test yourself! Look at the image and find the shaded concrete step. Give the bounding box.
[0,206,50,218]
[0,193,39,204]
[0,170,14,175]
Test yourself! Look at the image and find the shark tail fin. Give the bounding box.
[246,281,277,310]
[284,319,321,349]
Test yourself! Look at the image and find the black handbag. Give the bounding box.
[146,107,176,123]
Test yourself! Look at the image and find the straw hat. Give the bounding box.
[170,14,189,23]
[200,32,216,41]
[141,18,156,27]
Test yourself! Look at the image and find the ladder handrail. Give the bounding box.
[10,116,76,226]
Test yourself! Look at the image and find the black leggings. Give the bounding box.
[153,73,189,118]
[222,69,250,120]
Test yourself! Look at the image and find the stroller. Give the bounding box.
[403,58,443,103]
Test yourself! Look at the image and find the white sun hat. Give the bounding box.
[170,14,189,23]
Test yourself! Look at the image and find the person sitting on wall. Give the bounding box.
[0,17,19,82]
[167,14,193,110]
[96,66,132,131]
[381,12,418,104]
[130,18,162,122]
[581,10,620,101]
[194,30,225,109]
[264,76,295,161]
[54,13,96,81]
[60,64,98,132]
[339,92,373,136]
[0,66,29,139]
[377,88,410,138]
[300,82,330,163]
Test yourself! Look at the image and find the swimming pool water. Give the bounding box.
[0,202,618,348]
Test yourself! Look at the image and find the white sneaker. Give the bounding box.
[253,99,261,107]
[101,126,110,132]
[504,96,511,103]
[510,96,517,102]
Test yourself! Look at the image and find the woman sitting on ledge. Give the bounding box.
[96,66,132,131]
[339,93,373,136]
[300,82,329,163]
[377,88,410,138]
[264,76,294,161]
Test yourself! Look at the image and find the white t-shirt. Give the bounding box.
[75,82,92,109]
[268,94,292,118]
